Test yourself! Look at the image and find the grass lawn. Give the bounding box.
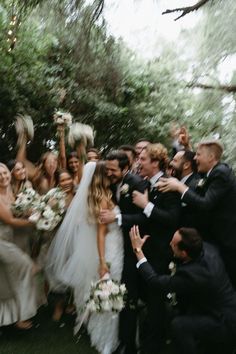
[0,305,174,354]
[0,306,98,354]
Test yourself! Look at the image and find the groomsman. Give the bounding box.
[170,150,199,227]
[130,226,236,354]
[123,143,181,354]
[100,150,147,354]
[158,140,236,288]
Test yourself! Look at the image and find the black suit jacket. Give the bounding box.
[115,173,148,255]
[182,163,236,250]
[139,242,236,334]
[122,175,181,272]
[180,173,200,228]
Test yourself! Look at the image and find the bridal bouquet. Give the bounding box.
[53,110,73,126]
[29,187,66,231]
[11,188,41,217]
[86,277,126,314]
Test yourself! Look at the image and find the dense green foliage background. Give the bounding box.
[0,0,235,167]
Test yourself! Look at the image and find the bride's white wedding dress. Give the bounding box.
[87,218,123,354]
[46,162,123,354]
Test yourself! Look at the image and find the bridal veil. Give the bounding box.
[46,161,99,313]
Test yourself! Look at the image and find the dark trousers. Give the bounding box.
[221,250,236,290]
[118,253,139,354]
[171,314,234,354]
[139,290,166,354]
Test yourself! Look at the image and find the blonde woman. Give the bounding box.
[7,160,32,197]
[46,162,123,354]
[7,160,33,255]
[16,133,59,195]
[0,163,37,329]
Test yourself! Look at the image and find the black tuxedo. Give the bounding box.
[122,174,181,353]
[122,175,181,273]
[179,173,200,228]
[182,163,236,287]
[112,172,148,354]
[138,243,236,354]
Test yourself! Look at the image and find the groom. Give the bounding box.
[100,150,148,354]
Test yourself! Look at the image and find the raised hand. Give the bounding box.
[129,225,150,251]
[178,126,192,150]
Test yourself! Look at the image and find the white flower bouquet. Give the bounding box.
[53,110,73,126]
[29,187,66,231]
[86,277,126,314]
[11,188,41,217]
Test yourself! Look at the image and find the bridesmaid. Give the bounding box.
[67,152,83,188]
[58,169,75,207]
[0,163,38,329]
[7,159,33,255]
[16,132,59,195]
[7,160,32,197]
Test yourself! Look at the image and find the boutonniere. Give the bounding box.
[197,178,207,188]
[167,261,177,306]
[168,261,176,276]
[120,183,129,195]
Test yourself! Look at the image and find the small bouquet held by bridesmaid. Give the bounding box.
[12,187,66,231]
[86,276,126,314]
[29,187,66,231]
[11,188,41,217]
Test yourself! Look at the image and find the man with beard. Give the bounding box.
[100,150,147,354]
[170,150,199,227]
[130,225,236,354]
[158,140,236,288]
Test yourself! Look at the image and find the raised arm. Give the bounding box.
[57,125,67,169]
[16,133,36,180]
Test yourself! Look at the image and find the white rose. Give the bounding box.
[119,284,126,294]
[42,206,55,219]
[87,300,97,312]
[101,300,112,312]
[113,298,124,311]
[94,290,103,298]
[111,284,120,295]
[99,290,110,300]
[120,183,129,194]
[36,218,52,231]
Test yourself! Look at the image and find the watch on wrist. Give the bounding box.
[133,247,142,254]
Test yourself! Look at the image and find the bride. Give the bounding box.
[46,161,124,354]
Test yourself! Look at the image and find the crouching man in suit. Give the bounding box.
[130,226,236,354]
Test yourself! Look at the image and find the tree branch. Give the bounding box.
[162,0,211,21]
[187,82,236,93]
